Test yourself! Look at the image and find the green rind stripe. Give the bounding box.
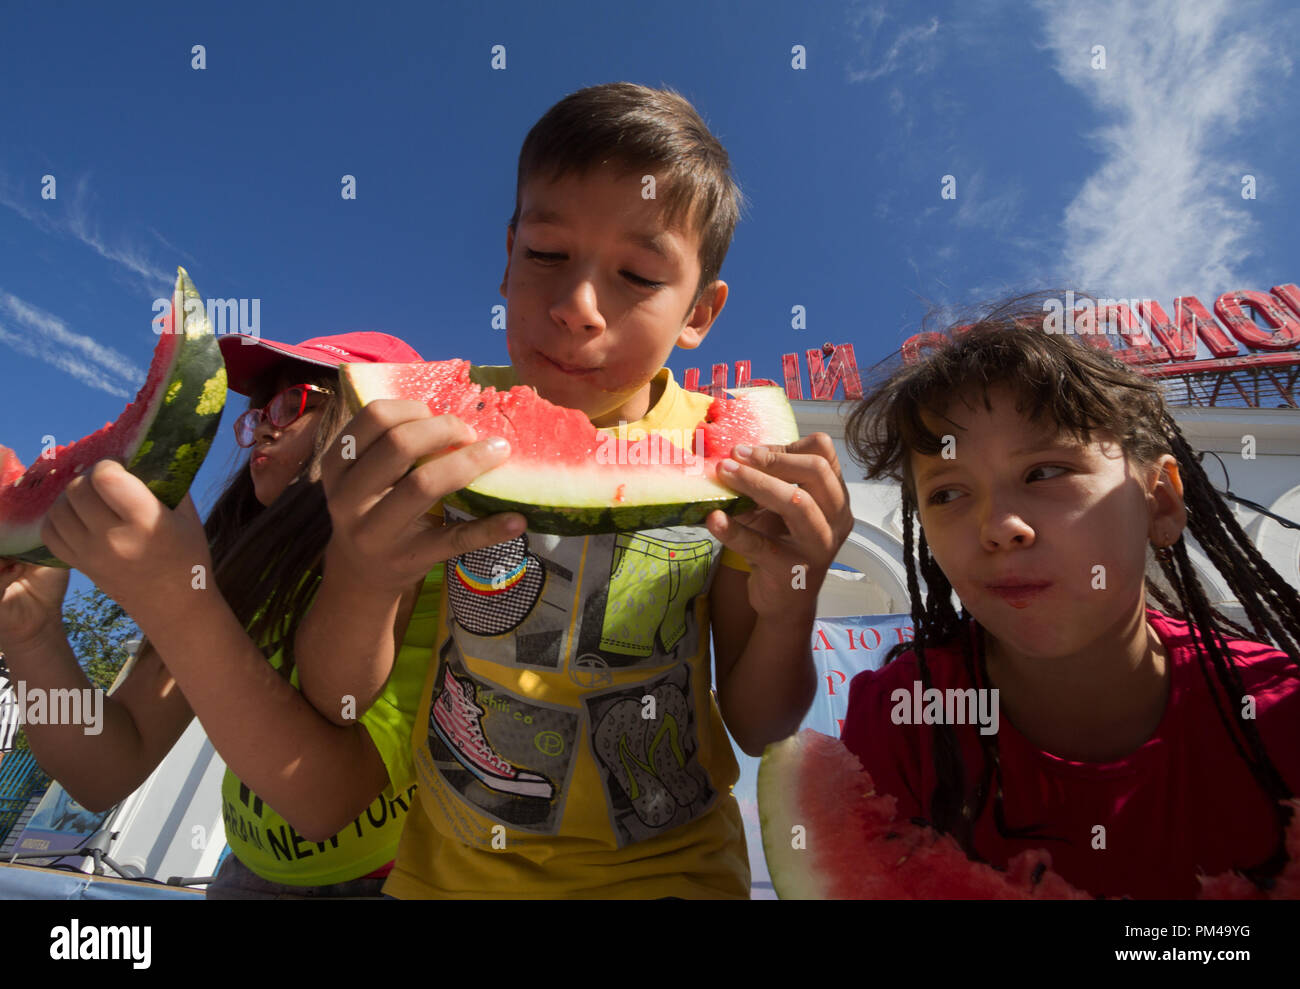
[445,489,758,535]
[10,267,226,566]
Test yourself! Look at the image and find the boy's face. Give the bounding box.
[909,384,1185,666]
[500,167,727,427]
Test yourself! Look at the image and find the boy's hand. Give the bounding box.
[0,558,71,650]
[40,460,212,621]
[705,432,853,622]
[320,400,525,594]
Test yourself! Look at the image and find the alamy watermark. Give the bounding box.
[10,682,104,736]
[890,680,999,736]
[153,296,261,339]
[50,920,150,968]
[595,423,707,476]
[1041,291,1146,338]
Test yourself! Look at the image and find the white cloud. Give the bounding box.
[954,170,1024,235]
[0,173,172,293]
[149,226,197,265]
[847,4,942,83]
[0,291,144,398]
[1037,0,1295,304]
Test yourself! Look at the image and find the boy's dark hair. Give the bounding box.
[508,82,743,306]
[844,291,1300,887]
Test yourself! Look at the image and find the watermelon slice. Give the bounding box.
[0,267,227,567]
[758,730,1300,899]
[340,359,800,534]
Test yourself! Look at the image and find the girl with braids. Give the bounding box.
[0,331,438,898]
[840,294,1300,899]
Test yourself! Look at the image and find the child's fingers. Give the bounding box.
[706,509,794,569]
[40,501,84,564]
[411,512,526,567]
[0,560,27,594]
[86,460,159,526]
[62,470,127,534]
[364,437,513,539]
[320,400,452,492]
[716,458,837,559]
[330,415,479,518]
[732,435,851,530]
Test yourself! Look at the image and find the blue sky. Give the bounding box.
[2,0,1298,600]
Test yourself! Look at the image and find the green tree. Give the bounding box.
[4,586,139,757]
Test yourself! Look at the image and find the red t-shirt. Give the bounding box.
[841,608,1300,899]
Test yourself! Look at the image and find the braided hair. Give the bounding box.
[844,292,1300,883]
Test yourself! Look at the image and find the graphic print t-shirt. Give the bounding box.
[220,567,441,886]
[386,367,753,899]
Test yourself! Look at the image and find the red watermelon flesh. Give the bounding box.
[759,730,1300,900]
[0,267,227,566]
[0,447,23,487]
[340,359,800,534]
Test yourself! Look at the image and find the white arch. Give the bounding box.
[818,521,910,616]
[1255,483,1300,591]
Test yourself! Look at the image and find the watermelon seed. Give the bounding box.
[1031,862,1047,886]
[884,831,900,840]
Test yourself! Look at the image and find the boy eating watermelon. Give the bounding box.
[296,82,854,898]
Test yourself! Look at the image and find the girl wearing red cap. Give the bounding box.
[0,331,433,898]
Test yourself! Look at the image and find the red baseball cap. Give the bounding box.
[219,331,425,395]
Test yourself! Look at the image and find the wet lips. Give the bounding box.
[987,581,1051,609]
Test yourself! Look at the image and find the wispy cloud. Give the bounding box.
[953,170,1024,236]
[0,291,144,398]
[0,173,171,292]
[847,6,942,84]
[1036,0,1296,303]
[149,226,197,265]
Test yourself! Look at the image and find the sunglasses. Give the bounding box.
[234,384,333,448]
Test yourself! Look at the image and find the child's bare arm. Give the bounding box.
[711,566,817,755]
[706,433,854,756]
[37,467,395,840]
[295,400,525,724]
[131,585,392,840]
[0,562,195,810]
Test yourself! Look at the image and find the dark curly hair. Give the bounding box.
[844,292,1300,886]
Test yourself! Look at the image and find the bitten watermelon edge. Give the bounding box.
[340,359,800,535]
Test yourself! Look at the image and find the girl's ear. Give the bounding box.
[1145,455,1187,547]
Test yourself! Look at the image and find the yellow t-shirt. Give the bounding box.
[385,367,752,898]
[220,567,441,886]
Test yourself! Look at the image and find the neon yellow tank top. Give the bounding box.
[220,567,440,885]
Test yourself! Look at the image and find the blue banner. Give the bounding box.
[729,613,914,898]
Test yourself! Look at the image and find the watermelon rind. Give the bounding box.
[0,267,226,567]
[758,731,841,899]
[340,361,800,534]
[761,730,1300,900]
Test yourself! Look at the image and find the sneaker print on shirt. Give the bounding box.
[424,643,580,835]
[431,668,555,799]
